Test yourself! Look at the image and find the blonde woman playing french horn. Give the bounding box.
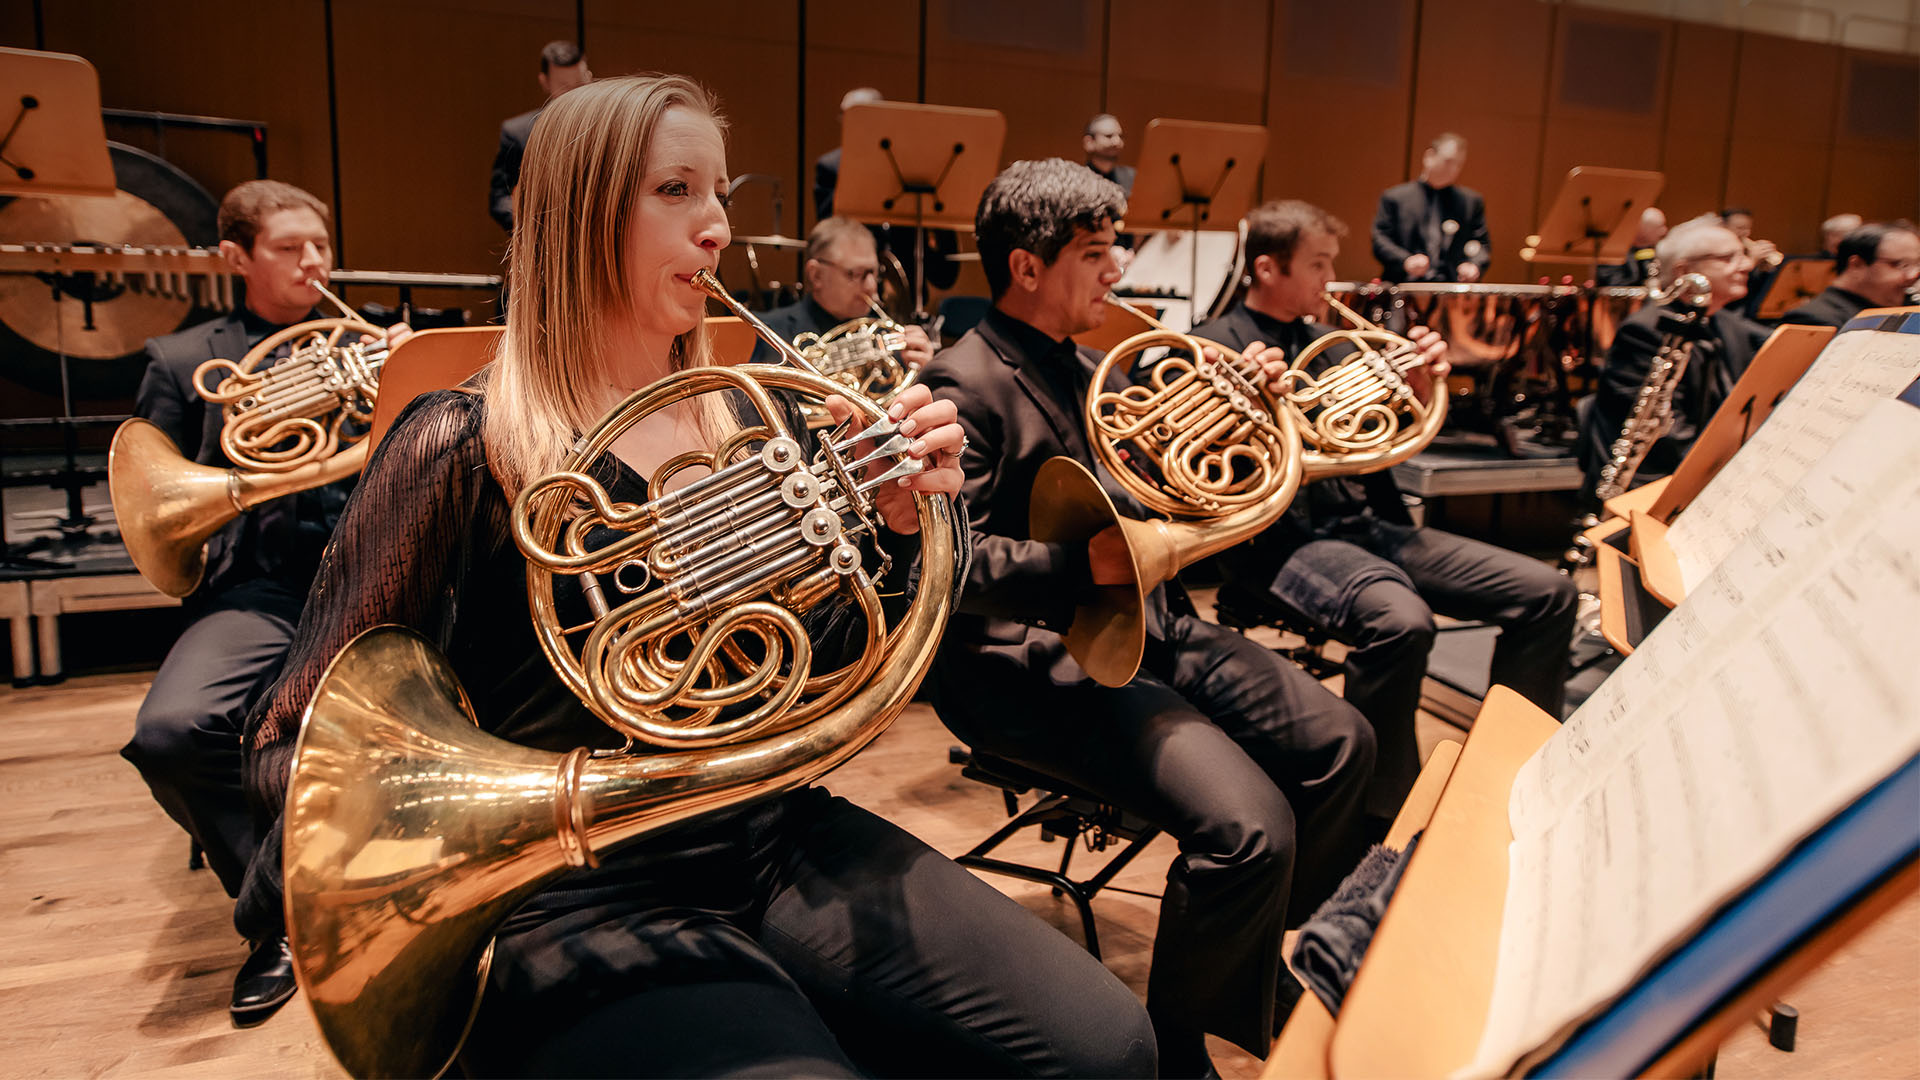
[232,76,1154,1078]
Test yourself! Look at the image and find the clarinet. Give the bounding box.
[1592,274,1713,501]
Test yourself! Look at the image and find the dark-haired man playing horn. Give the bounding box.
[120,179,374,1027]
[747,216,934,369]
[918,159,1376,1077]
[1196,199,1576,829]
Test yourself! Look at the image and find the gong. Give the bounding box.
[0,141,220,400]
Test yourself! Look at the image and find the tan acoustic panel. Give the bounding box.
[39,0,333,217]
[1105,0,1267,159]
[1557,15,1663,115]
[924,0,1101,167]
[1659,21,1738,222]
[1265,0,1414,283]
[1842,54,1919,141]
[1727,30,1842,251]
[1409,0,1553,283]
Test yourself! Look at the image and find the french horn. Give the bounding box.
[1033,296,1447,686]
[109,284,386,597]
[283,268,957,1079]
[791,294,920,427]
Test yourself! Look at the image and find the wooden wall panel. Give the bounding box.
[1659,21,1739,224]
[922,0,1104,168]
[2,0,1906,311]
[1725,31,1842,253]
[1409,0,1553,282]
[330,0,570,279]
[804,0,920,231]
[37,0,333,227]
[1106,0,1270,172]
[1263,0,1416,281]
[1537,7,1672,273]
[0,2,39,48]
[586,1,802,292]
[1824,49,1920,227]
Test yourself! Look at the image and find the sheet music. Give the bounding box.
[1668,326,1920,592]
[1462,398,1920,1077]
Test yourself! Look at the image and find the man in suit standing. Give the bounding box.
[918,159,1376,1077]
[1578,216,1770,493]
[1780,223,1920,330]
[488,40,593,233]
[748,216,934,369]
[121,180,390,1027]
[1371,132,1490,284]
[1196,200,1574,827]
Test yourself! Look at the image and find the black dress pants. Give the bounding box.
[120,576,304,899]
[931,615,1375,1060]
[1227,521,1576,818]
[463,790,1157,1078]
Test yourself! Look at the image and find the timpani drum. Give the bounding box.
[1393,282,1554,370]
[1574,285,1650,359]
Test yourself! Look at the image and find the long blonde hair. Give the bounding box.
[483,74,729,497]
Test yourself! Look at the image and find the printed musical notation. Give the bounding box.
[1667,326,1920,592]
[1462,397,1920,1077]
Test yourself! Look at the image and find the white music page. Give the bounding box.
[1461,398,1920,1077]
[1668,325,1920,591]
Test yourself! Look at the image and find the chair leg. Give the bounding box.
[188,840,205,871]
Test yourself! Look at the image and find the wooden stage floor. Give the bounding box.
[3,664,1916,1078]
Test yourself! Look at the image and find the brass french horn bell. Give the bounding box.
[109,312,386,597]
[284,268,957,1079]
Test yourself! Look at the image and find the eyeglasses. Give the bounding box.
[1873,257,1920,273]
[1690,249,1748,265]
[813,259,878,285]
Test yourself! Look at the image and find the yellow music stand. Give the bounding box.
[1522,167,1665,267]
[0,47,114,199]
[364,327,500,457]
[834,101,1005,313]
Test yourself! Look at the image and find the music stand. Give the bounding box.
[834,102,1005,318]
[1521,166,1665,268]
[1123,119,1268,318]
[0,49,116,571]
[0,48,114,198]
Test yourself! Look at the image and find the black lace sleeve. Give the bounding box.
[242,390,494,816]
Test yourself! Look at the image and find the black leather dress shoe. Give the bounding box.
[230,935,298,1027]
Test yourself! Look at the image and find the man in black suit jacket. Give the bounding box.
[488,41,592,232]
[1780,223,1920,329]
[917,159,1374,1077]
[1371,132,1490,284]
[748,217,935,369]
[1579,217,1771,492]
[1195,200,1575,823]
[121,180,382,1027]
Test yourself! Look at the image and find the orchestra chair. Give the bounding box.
[364,327,503,456]
[1209,585,1344,682]
[704,315,761,366]
[946,745,1163,959]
